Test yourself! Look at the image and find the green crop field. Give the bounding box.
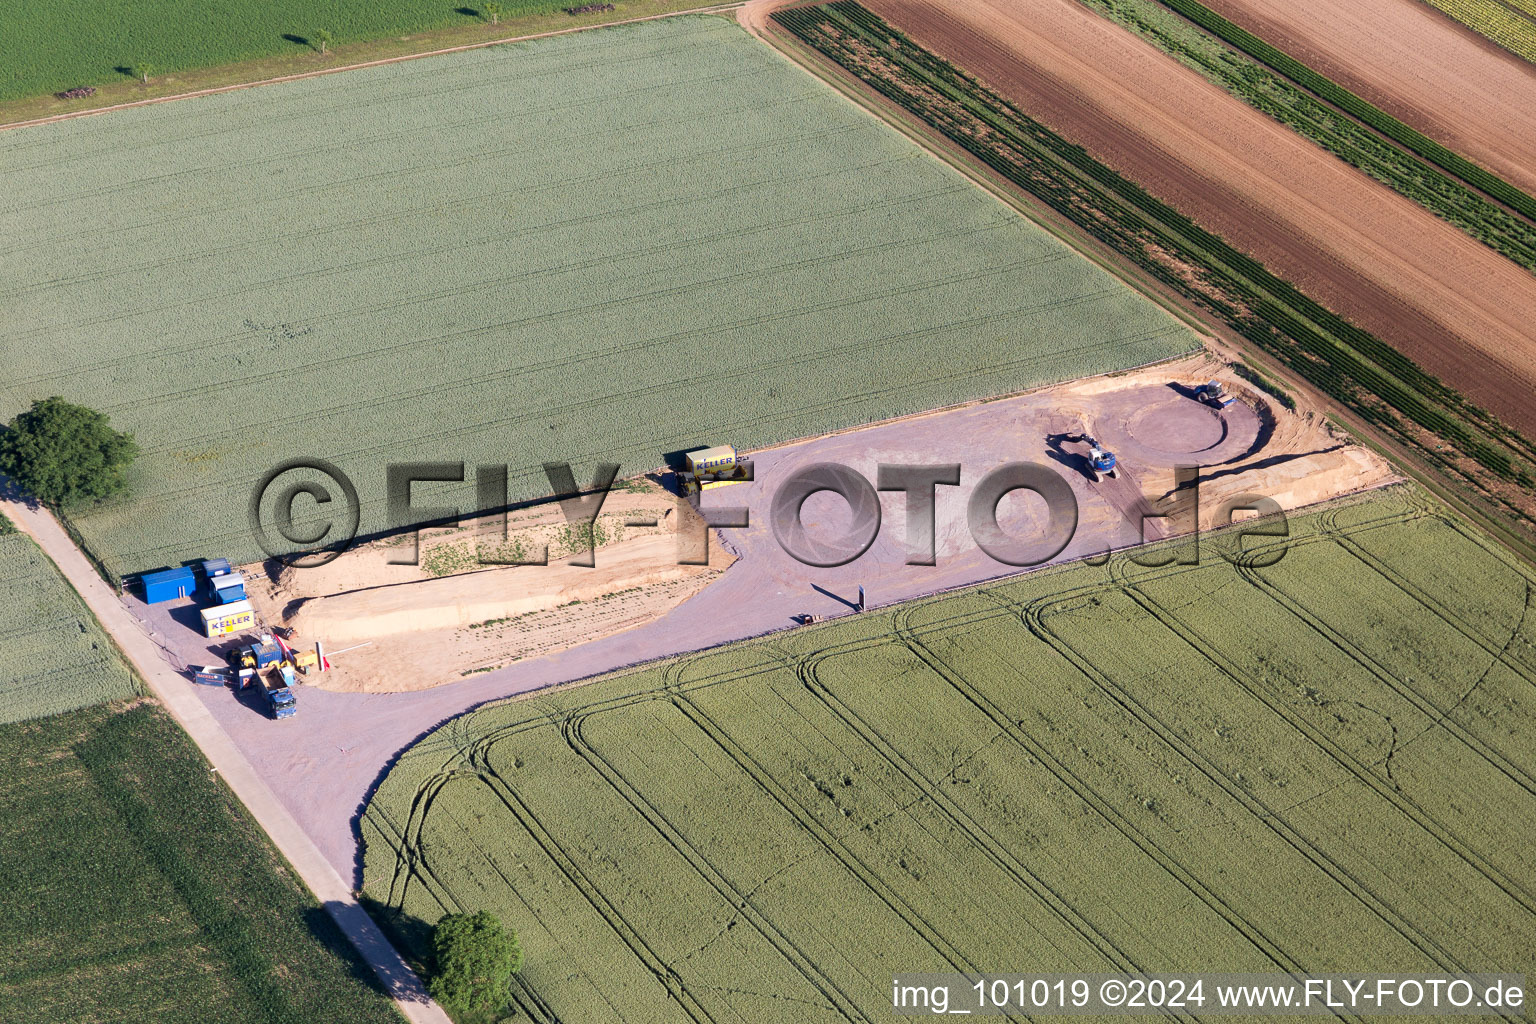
[0,527,138,723]
[0,15,1197,583]
[361,487,1536,1022]
[0,0,647,103]
[0,701,403,1024]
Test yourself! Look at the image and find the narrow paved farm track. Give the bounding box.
[0,492,452,1024]
[362,490,1536,1020]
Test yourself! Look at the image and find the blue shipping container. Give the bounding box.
[201,558,232,579]
[141,566,196,604]
[216,582,246,603]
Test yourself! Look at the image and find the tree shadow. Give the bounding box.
[281,33,310,48]
[112,66,137,80]
[357,893,436,966]
[455,6,482,17]
[0,473,40,511]
[305,900,439,1003]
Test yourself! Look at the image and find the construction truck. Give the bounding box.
[257,664,298,719]
[677,445,753,496]
[226,635,288,672]
[1194,380,1236,409]
[1085,436,1120,482]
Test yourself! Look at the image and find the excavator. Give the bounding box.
[1085,436,1120,482]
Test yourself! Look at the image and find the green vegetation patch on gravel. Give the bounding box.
[0,16,1197,582]
[0,701,403,1024]
[361,488,1536,1022]
[0,527,137,723]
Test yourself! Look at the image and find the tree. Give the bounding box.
[428,911,521,1014]
[313,28,333,55]
[483,3,502,24]
[131,62,156,84]
[0,397,138,509]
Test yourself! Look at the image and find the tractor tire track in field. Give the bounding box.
[84,213,1038,436]
[5,101,881,302]
[1099,549,1536,923]
[1234,527,1536,792]
[1316,506,1536,679]
[77,291,1172,574]
[559,701,868,1023]
[66,245,1079,475]
[462,754,722,1024]
[660,681,996,999]
[9,139,952,347]
[5,160,963,376]
[358,490,1536,1019]
[378,769,598,1024]
[886,602,1359,1013]
[783,643,1200,1004]
[370,773,469,918]
[368,724,714,1024]
[993,570,1473,976]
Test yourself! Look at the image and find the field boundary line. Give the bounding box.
[0,3,745,135]
[0,489,452,1024]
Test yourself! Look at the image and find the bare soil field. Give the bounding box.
[1201,0,1536,196]
[852,0,1536,435]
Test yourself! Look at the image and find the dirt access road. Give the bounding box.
[834,0,1536,436]
[1203,0,1536,196]
[0,490,452,1024]
[124,357,1394,883]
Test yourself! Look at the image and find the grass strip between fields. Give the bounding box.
[1152,0,1536,223]
[1074,0,1536,273]
[772,0,1536,542]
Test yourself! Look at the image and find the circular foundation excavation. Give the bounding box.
[1125,397,1228,456]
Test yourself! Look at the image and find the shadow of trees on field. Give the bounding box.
[455,7,481,17]
[307,899,441,1004]
[281,33,310,47]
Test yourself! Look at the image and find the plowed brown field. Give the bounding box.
[1202,0,1536,197]
[854,0,1536,434]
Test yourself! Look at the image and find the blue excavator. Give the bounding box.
[1085,435,1119,482]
